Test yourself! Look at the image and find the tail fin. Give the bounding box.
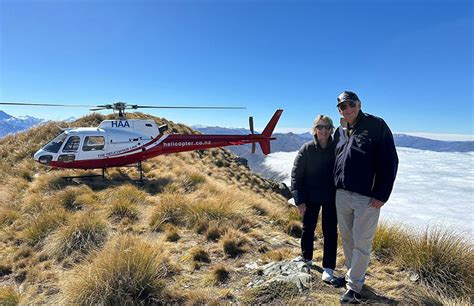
[258,109,283,155]
[262,109,283,137]
[258,140,271,155]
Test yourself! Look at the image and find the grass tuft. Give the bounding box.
[62,235,173,304]
[204,264,231,286]
[221,230,249,258]
[149,193,192,231]
[0,286,21,305]
[285,220,302,238]
[164,224,180,242]
[22,209,69,246]
[395,226,473,297]
[44,213,109,259]
[0,208,20,227]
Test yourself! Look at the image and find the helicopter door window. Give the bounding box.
[62,136,81,152]
[83,136,105,151]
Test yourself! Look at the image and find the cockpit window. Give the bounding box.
[83,136,105,151]
[43,132,67,153]
[63,136,81,152]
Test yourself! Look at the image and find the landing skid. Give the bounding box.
[61,162,145,183]
[62,168,106,182]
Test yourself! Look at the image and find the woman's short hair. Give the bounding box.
[310,115,334,135]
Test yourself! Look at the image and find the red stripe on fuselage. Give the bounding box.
[49,134,274,169]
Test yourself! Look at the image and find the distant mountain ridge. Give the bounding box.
[0,111,45,138]
[194,125,474,179]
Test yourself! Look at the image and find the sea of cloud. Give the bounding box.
[264,147,474,237]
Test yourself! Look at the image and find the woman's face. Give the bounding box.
[315,119,332,142]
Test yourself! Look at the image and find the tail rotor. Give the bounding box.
[249,116,256,153]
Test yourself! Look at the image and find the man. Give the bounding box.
[333,91,398,303]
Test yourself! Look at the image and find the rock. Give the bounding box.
[251,260,312,292]
[245,262,259,270]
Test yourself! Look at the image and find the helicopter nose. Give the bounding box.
[34,149,53,165]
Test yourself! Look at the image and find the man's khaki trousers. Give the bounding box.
[336,189,380,293]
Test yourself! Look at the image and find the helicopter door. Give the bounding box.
[78,135,106,161]
[58,135,81,163]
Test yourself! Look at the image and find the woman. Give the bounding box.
[290,114,337,283]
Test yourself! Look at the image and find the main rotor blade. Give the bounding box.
[135,105,246,109]
[0,102,92,107]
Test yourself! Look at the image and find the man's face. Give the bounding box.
[338,100,361,125]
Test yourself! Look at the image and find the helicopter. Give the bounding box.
[0,101,283,180]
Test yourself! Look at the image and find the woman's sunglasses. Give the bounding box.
[337,101,357,111]
[316,125,332,130]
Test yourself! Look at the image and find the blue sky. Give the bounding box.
[0,0,472,135]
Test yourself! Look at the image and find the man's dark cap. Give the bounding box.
[337,91,360,106]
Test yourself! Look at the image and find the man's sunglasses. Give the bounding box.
[316,125,332,130]
[337,101,357,111]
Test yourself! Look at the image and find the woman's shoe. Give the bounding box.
[321,268,334,282]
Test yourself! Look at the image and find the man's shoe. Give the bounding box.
[329,276,346,288]
[340,289,361,304]
[321,268,334,282]
[292,255,313,266]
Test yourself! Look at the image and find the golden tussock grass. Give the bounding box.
[61,235,175,304]
[164,224,180,242]
[204,264,231,285]
[0,286,21,305]
[372,221,408,261]
[394,226,473,297]
[21,209,69,246]
[0,208,20,227]
[44,212,109,259]
[149,193,193,231]
[285,220,302,238]
[51,185,95,211]
[103,184,150,206]
[261,248,296,263]
[183,246,211,264]
[373,222,473,298]
[178,288,230,304]
[221,230,250,258]
[205,221,223,241]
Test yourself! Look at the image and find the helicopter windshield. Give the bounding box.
[43,132,67,153]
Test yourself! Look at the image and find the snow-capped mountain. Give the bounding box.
[0,111,45,138]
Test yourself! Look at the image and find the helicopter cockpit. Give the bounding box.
[34,130,107,165]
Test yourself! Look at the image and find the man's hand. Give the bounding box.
[370,199,385,208]
[297,203,306,216]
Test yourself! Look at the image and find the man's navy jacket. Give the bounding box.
[334,111,399,203]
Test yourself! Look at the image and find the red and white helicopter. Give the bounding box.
[1,102,283,179]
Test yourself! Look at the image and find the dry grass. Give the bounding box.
[205,221,223,241]
[372,221,408,261]
[285,220,302,238]
[205,264,231,285]
[0,208,20,227]
[107,200,140,221]
[0,286,21,305]
[221,230,250,258]
[21,209,69,245]
[149,193,192,231]
[394,226,473,297]
[51,186,95,211]
[44,212,109,259]
[61,235,175,304]
[164,224,180,242]
[183,246,211,264]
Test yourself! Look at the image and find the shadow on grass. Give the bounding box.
[56,169,172,195]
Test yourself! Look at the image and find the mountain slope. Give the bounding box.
[0,114,470,304]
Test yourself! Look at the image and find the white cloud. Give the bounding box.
[264,148,474,237]
[397,132,474,141]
